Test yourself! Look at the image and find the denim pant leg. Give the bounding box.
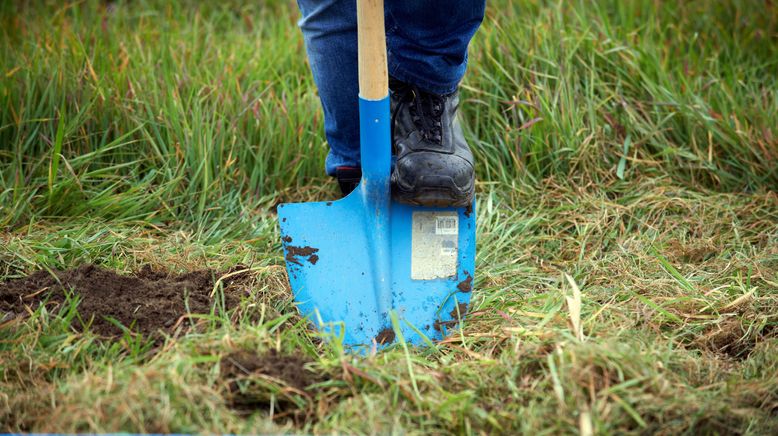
[296,0,485,175]
[386,1,485,95]
[297,0,360,176]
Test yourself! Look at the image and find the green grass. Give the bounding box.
[1,0,777,434]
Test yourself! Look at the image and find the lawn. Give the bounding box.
[1,0,777,434]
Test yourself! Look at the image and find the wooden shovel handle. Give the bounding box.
[357,0,388,100]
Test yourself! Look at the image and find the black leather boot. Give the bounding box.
[389,77,475,207]
[335,166,362,197]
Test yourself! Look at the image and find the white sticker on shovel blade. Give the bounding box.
[411,212,458,280]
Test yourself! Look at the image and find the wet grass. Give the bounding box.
[1,0,777,434]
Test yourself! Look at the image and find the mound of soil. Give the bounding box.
[220,350,325,420]
[0,264,251,339]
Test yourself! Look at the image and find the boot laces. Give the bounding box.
[392,83,445,144]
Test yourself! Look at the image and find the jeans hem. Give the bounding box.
[387,56,461,95]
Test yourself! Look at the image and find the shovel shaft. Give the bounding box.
[357,0,392,322]
[357,0,391,185]
[357,0,388,100]
[359,97,392,319]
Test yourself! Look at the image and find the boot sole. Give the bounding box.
[391,177,474,208]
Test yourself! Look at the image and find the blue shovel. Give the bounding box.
[278,0,475,349]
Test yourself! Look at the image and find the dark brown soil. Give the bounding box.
[0,264,251,339]
[691,318,764,360]
[457,272,473,293]
[434,303,469,333]
[221,350,320,393]
[449,302,468,319]
[433,319,456,332]
[285,245,320,266]
[220,350,324,420]
[375,327,395,345]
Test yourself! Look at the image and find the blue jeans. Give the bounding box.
[296,0,486,175]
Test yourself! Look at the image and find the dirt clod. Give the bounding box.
[457,272,473,293]
[433,319,457,332]
[375,327,395,345]
[434,303,469,333]
[449,302,468,319]
[0,264,251,339]
[285,245,320,266]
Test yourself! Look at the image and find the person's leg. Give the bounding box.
[385,1,485,206]
[296,0,360,180]
[297,0,485,203]
[385,1,485,95]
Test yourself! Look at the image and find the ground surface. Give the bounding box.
[1,264,251,338]
[1,0,777,434]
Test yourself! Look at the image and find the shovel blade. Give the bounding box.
[278,190,475,348]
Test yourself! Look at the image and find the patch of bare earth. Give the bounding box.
[0,264,253,339]
[219,350,327,423]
